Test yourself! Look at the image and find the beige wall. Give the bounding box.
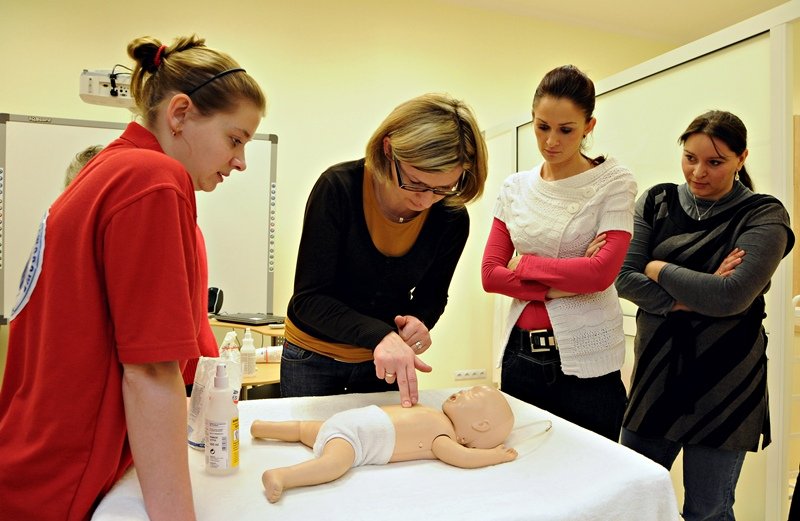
[0,0,668,389]
[790,18,800,517]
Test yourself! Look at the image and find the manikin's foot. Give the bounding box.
[262,469,285,503]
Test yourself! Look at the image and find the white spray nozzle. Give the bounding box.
[214,363,229,389]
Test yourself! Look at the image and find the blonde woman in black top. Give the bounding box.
[282,93,488,408]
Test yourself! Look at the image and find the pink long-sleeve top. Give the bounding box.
[481,217,631,331]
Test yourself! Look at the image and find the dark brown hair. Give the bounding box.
[532,65,595,122]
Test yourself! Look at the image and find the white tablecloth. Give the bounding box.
[92,388,679,521]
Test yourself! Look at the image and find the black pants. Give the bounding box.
[500,329,626,442]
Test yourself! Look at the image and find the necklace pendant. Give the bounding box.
[692,194,717,221]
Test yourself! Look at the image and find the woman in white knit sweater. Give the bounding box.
[482,65,637,440]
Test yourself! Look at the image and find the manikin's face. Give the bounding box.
[442,385,513,448]
[176,101,262,192]
[681,133,747,201]
[532,96,595,169]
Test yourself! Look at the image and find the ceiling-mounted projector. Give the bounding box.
[79,69,135,108]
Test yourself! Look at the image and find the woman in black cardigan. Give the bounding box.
[281,93,488,408]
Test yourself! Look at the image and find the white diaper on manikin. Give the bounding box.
[313,405,395,467]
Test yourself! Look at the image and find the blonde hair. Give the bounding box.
[127,34,266,126]
[365,93,488,207]
[64,144,103,188]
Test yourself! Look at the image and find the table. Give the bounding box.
[208,317,285,340]
[92,389,679,521]
[210,317,283,399]
[240,362,280,399]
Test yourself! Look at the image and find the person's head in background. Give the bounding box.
[679,110,751,201]
[64,144,103,188]
[531,65,599,170]
[128,34,267,193]
[365,93,488,210]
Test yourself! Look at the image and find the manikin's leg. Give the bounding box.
[261,438,356,503]
[251,420,323,447]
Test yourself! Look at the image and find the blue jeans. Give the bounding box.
[621,428,746,521]
[499,331,626,441]
[279,340,397,397]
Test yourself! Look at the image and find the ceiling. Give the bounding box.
[439,0,787,46]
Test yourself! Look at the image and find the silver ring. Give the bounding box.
[413,341,423,351]
[385,372,395,378]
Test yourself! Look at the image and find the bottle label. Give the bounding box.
[205,417,240,470]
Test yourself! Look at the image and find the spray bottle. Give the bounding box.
[240,327,257,377]
[205,362,239,475]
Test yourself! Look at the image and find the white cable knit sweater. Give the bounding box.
[494,157,637,378]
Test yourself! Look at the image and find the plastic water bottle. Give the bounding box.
[240,327,257,377]
[219,331,240,364]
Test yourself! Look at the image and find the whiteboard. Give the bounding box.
[514,34,771,315]
[0,114,278,320]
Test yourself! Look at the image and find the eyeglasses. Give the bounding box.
[393,157,465,196]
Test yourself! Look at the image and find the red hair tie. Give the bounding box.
[153,45,167,68]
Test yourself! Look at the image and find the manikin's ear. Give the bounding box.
[471,420,491,433]
[165,93,194,134]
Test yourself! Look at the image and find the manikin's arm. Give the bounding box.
[430,435,517,469]
[122,361,196,521]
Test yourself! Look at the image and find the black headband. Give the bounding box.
[186,68,246,97]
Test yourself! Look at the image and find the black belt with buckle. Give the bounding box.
[514,326,558,353]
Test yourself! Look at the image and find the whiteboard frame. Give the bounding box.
[0,113,279,320]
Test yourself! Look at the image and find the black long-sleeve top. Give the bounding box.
[287,159,469,350]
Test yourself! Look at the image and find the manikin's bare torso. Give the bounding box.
[383,405,456,462]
